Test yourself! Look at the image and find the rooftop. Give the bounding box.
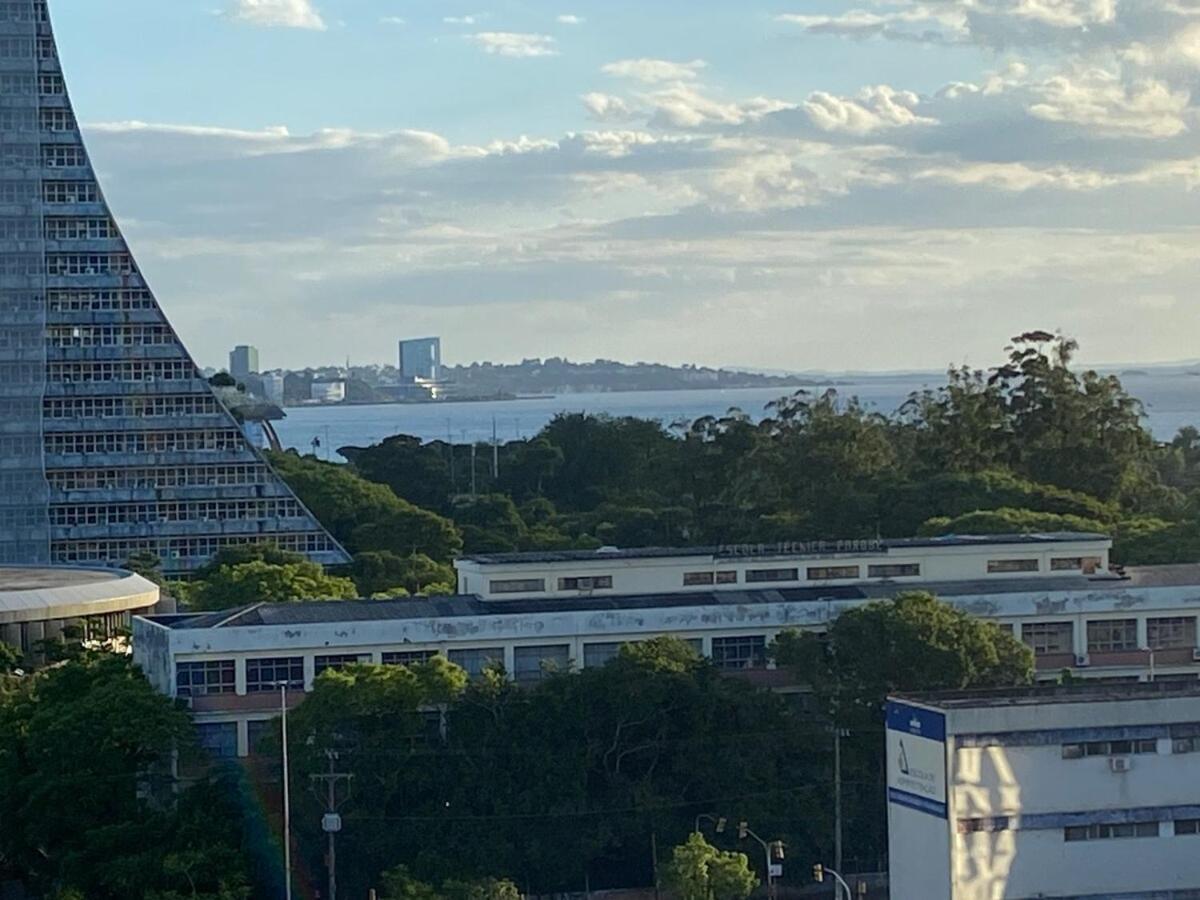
[141,566,1189,631]
[460,532,1111,565]
[0,566,123,592]
[897,681,1200,710]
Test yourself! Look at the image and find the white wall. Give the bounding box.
[889,803,953,900]
[956,826,1200,898]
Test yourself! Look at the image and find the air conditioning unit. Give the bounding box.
[1191,648,1200,662]
[1075,654,1091,668]
[1109,756,1132,773]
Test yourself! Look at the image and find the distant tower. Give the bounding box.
[399,337,441,382]
[0,0,349,572]
[229,345,259,382]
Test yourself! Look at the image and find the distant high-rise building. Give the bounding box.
[229,345,259,381]
[260,372,285,406]
[0,0,348,572]
[399,337,441,382]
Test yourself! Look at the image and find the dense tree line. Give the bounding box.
[259,333,1200,596]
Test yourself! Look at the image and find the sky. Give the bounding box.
[49,0,1200,372]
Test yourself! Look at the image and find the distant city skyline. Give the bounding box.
[52,0,1200,372]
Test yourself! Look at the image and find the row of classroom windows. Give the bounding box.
[174,636,766,697]
[487,556,1105,594]
[1015,616,1198,654]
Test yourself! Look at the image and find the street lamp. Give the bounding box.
[737,822,784,900]
[694,813,727,834]
[812,863,853,900]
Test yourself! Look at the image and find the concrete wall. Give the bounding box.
[888,804,952,900]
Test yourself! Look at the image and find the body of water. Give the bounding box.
[274,372,1200,461]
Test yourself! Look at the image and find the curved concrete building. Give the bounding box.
[0,565,159,652]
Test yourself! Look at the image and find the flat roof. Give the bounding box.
[0,566,159,625]
[896,681,1200,710]
[144,568,1165,631]
[0,566,122,592]
[460,532,1111,565]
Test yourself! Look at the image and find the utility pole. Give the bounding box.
[280,683,292,900]
[834,726,849,874]
[310,750,353,900]
[470,443,477,496]
[491,417,499,479]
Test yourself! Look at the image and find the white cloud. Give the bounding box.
[1028,68,1190,137]
[467,32,559,57]
[225,0,326,30]
[776,7,967,42]
[649,85,792,129]
[582,92,636,121]
[557,14,584,25]
[379,16,406,26]
[804,85,937,134]
[601,58,707,83]
[445,15,481,25]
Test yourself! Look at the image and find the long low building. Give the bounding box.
[1,565,160,652]
[131,533,1200,758]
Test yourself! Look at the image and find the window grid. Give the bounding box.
[44,429,242,455]
[711,635,767,670]
[1064,822,1158,842]
[47,289,156,312]
[1176,820,1200,835]
[43,181,99,204]
[44,396,219,419]
[175,660,235,697]
[1148,617,1197,651]
[558,575,613,591]
[488,578,545,595]
[808,565,860,581]
[513,645,570,683]
[1087,619,1139,653]
[51,533,338,565]
[683,571,715,586]
[44,217,118,240]
[1021,622,1074,655]
[382,650,438,667]
[45,253,136,277]
[49,499,304,527]
[46,360,200,384]
[1062,739,1158,759]
[1051,556,1104,573]
[314,654,370,676]
[448,647,505,678]
[745,568,799,584]
[245,657,304,693]
[987,559,1040,574]
[868,564,921,578]
[47,465,269,492]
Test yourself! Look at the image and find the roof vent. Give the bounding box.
[596,546,621,554]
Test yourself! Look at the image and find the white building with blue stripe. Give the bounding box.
[888,684,1200,900]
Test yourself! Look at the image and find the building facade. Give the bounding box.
[0,0,348,573]
[888,684,1200,899]
[399,337,441,382]
[228,345,259,382]
[309,379,345,403]
[133,534,1200,759]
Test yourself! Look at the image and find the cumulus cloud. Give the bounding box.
[225,0,326,30]
[1027,68,1191,137]
[557,14,584,25]
[804,86,938,134]
[467,32,559,57]
[582,92,636,122]
[601,58,708,83]
[379,16,406,26]
[444,15,482,25]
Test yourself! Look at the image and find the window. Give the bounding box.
[1021,622,1074,655]
[1087,619,1139,653]
[1173,737,1200,754]
[382,650,437,667]
[868,564,920,578]
[39,108,75,132]
[684,571,715,586]
[175,660,235,697]
[245,657,304,693]
[558,575,613,591]
[583,641,628,668]
[1063,739,1157,758]
[1064,822,1158,841]
[314,654,370,676]
[513,645,570,683]
[745,568,798,584]
[1148,617,1196,650]
[808,566,860,581]
[246,719,276,756]
[489,578,545,595]
[195,723,238,760]
[711,636,767,670]
[1176,820,1200,835]
[987,559,1040,574]
[448,647,504,678]
[43,180,98,204]
[1052,556,1104,573]
[716,571,738,584]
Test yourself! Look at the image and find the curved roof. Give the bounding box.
[0,567,160,625]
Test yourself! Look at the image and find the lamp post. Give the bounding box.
[813,863,853,900]
[694,813,727,834]
[737,822,783,900]
[276,681,293,900]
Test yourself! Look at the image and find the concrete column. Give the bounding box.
[1137,617,1150,651]
[303,654,316,691]
[237,719,249,758]
[234,657,247,695]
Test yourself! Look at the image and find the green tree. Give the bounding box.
[663,833,758,900]
[180,558,357,611]
[268,450,463,561]
[351,551,456,596]
[380,866,444,900]
[0,641,20,674]
[340,434,456,511]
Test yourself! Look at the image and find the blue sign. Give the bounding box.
[886,701,948,819]
[886,701,947,742]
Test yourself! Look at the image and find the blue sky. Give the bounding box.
[48,0,1200,371]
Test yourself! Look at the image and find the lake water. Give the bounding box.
[274,371,1200,461]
